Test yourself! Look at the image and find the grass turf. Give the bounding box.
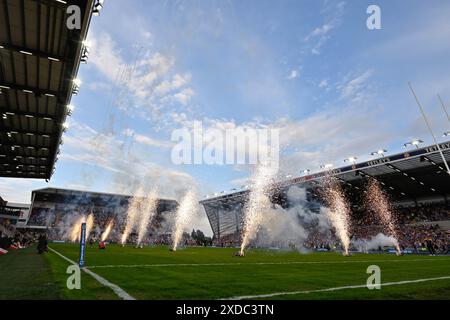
[0,246,60,299]
[0,246,118,300]
[41,243,450,300]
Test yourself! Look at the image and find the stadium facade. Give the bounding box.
[26,188,178,234]
[200,141,450,243]
[0,198,30,236]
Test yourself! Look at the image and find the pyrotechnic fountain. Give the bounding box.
[239,163,277,256]
[101,220,114,242]
[70,216,85,242]
[365,178,402,255]
[322,179,351,256]
[136,188,159,246]
[85,213,95,240]
[69,213,95,242]
[120,186,144,245]
[172,190,198,251]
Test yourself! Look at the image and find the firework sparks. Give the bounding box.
[365,178,401,255]
[85,213,95,240]
[172,190,198,251]
[136,188,159,246]
[68,213,95,242]
[121,185,144,245]
[322,179,351,256]
[69,216,85,242]
[101,220,114,242]
[239,163,277,255]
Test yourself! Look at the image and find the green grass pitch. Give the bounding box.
[1,243,450,300]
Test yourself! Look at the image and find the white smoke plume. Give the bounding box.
[352,233,400,253]
[245,186,331,252]
[254,205,309,250]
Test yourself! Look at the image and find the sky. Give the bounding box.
[2,1,450,233]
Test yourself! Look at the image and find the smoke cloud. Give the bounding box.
[247,186,331,252]
[352,233,399,253]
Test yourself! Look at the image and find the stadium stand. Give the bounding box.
[26,187,178,243]
[0,198,34,254]
[201,141,450,253]
[212,202,449,254]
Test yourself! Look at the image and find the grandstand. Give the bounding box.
[0,0,95,179]
[25,187,178,241]
[201,141,450,243]
[0,199,30,238]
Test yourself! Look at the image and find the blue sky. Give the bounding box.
[2,0,450,209]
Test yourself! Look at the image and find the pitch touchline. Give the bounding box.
[222,275,450,300]
[87,258,450,269]
[48,247,136,300]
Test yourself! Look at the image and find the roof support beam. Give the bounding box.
[0,145,52,154]
[0,43,64,63]
[385,163,439,194]
[0,82,59,98]
[26,0,75,10]
[0,108,57,120]
[0,171,49,178]
[1,128,54,136]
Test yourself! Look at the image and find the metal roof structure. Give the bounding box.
[201,141,450,240]
[0,0,95,179]
[30,187,178,206]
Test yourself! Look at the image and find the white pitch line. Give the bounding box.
[223,276,450,300]
[48,247,136,300]
[87,258,450,269]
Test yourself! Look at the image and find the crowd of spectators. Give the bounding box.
[0,218,15,237]
[304,202,450,254]
[214,202,450,254]
[0,227,43,253]
[396,203,449,223]
[3,200,449,255]
[0,206,23,218]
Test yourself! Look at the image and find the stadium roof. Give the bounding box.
[31,187,178,205]
[201,141,450,206]
[0,0,95,179]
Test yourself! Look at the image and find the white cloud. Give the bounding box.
[133,133,173,148]
[216,101,395,187]
[87,30,195,127]
[60,120,195,199]
[154,74,192,97]
[367,5,450,59]
[172,73,192,89]
[87,81,112,92]
[305,23,333,41]
[141,30,153,40]
[88,32,124,81]
[172,88,195,105]
[318,79,328,88]
[287,69,300,80]
[0,178,44,204]
[337,69,374,102]
[304,1,346,55]
[120,128,172,148]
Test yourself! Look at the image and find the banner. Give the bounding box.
[79,222,86,268]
